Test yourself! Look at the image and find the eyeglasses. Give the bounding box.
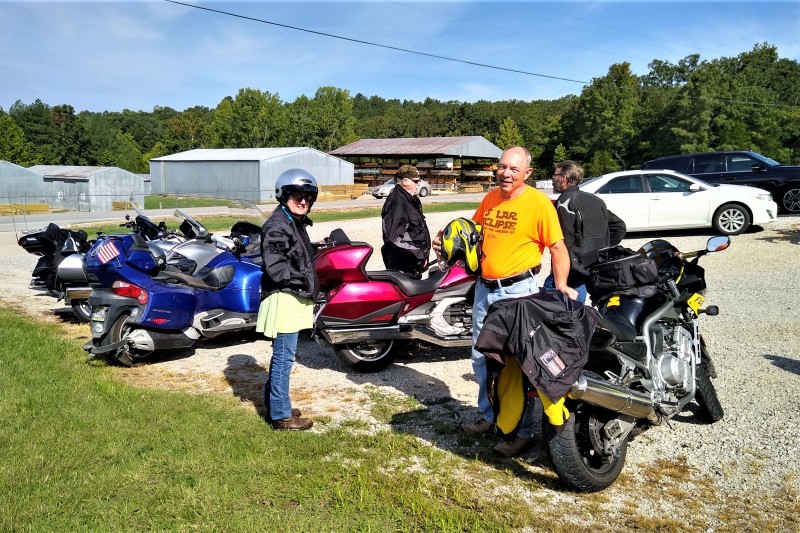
[290,193,314,203]
[552,173,566,179]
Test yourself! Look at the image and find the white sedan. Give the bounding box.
[557,169,778,235]
[371,178,432,199]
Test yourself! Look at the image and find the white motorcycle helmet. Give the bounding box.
[275,168,319,210]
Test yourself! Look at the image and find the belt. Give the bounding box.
[480,266,541,289]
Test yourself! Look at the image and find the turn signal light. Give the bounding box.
[111,280,149,305]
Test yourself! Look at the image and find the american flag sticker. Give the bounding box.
[97,241,120,264]
[539,349,566,378]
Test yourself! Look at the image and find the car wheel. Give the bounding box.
[418,187,429,197]
[780,186,800,213]
[713,203,750,235]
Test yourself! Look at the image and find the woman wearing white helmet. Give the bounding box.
[257,168,320,431]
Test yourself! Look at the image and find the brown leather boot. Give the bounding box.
[271,416,313,431]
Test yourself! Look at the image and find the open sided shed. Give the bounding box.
[329,136,503,188]
[149,148,354,202]
[330,136,503,160]
[28,165,145,212]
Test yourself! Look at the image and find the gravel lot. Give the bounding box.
[1,208,798,529]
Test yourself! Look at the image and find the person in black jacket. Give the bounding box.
[380,165,431,279]
[257,168,321,431]
[544,160,626,302]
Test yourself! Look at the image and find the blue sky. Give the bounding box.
[1,1,798,113]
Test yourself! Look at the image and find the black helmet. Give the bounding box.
[275,168,319,206]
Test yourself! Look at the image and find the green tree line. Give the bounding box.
[2,44,798,179]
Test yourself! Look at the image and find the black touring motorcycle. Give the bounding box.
[480,236,728,492]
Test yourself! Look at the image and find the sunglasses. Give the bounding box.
[290,193,314,203]
[404,177,421,183]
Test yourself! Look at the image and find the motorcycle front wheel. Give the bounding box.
[544,402,627,492]
[105,314,152,367]
[695,345,724,422]
[335,340,397,372]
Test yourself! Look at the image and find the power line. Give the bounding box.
[163,0,799,110]
[163,0,589,85]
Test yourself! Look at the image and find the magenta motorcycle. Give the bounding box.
[312,229,476,372]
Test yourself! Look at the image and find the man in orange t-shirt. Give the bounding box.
[434,146,576,457]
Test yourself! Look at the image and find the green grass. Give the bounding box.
[0,308,547,531]
[144,195,243,210]
[79,201,480,236]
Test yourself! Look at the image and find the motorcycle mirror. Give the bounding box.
[706,236,730,252]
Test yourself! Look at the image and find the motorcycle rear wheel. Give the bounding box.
[544,402,627,492]
[105,314,151,367]
[70,299,91,323]
[695,348,724,422]
[335,340,397,372]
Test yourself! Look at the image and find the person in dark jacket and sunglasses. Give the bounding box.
[380,165,432,279]
[544,160,626,303]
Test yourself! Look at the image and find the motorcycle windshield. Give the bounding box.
[174,209,210,240]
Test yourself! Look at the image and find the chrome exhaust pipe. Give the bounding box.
[320,325,473,348]
[569,374,658,422]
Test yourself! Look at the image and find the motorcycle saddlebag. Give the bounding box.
[586,245,659,302]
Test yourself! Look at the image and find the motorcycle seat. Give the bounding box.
[154,265,235,292]
[368,268,449,297]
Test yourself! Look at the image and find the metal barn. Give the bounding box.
[149,148,355,202]
[0,160,47,205]
[28,165,146,212]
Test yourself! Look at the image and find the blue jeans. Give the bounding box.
[472,276,539,438]
[266,331,298,421]
[543,273,588,303]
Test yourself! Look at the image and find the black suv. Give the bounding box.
[643,151,800,213]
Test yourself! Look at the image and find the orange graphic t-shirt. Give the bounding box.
[472,186,563,280]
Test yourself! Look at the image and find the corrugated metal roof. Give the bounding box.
[28,165,115,178]
[150,147,323,162]
[329,136,503,159]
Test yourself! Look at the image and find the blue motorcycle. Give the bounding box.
[83,208,264,366]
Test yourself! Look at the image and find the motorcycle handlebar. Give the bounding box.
[210,234,236,251]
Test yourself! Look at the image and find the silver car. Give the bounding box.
[371,178,431,199]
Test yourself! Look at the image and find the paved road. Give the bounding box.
[0,191,507,234]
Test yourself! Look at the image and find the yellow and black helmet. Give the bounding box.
[441,217,482,275]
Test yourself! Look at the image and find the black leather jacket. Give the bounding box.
[260,205,319,301]
[380,185,431,275]
[555,186,626,276]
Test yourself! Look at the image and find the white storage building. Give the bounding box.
[0,160,47,206]
[149,148,355,202]
[28,165,145,212]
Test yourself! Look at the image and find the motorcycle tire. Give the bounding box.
[105,314,150,367]
[335,340,398,373]
[70,299,91,323]
[695,351,724,423]
[544,402,627,492]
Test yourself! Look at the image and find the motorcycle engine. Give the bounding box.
[429,297,473,337]
[654,323,694,390]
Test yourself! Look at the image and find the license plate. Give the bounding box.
[91,306,108,323]
[687,293,705,315]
